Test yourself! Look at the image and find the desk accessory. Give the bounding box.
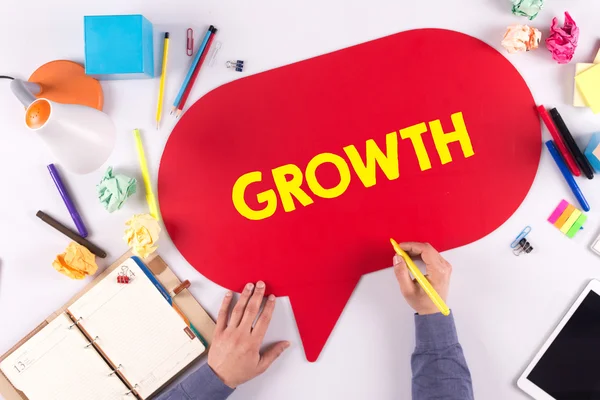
[545,140,589,211]
[84,15,154,80]
[11,79,115,174]
[0,253,215,400]
[47,164,88,237]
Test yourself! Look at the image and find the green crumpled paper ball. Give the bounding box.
[97,166,137,213]
[512,0,544,20]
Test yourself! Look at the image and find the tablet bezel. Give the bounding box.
[517,279,600,399]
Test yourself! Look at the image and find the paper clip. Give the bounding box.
[186,28,194,56]
[510,226,531,248]
[209,41,222,67]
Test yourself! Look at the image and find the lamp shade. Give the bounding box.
[25,98,116,174]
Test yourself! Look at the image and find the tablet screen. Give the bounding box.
[528,291,600,399]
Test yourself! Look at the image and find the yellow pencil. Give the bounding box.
[156,32,170,130]
[390,238,450,316]
[133,129,159,220]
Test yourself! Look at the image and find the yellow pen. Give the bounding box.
[156,32,170,130]
[133,129,159,220]
[390,238,450,316]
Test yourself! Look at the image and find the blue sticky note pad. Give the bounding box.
[84,15,154,80]
[584,132,600,173]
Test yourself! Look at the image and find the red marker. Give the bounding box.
[537,105,580,176]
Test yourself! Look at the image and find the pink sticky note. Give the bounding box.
[548,199,569,223]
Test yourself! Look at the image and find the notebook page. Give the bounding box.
[0,313,129,400]
[68,258,205,399]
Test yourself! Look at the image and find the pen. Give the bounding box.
[156,32,170,129]
[47,164,88,237]
[131,257,209,346]
[132,129,159,220]
[545,140,590,211]
[549,108,594,180]
[36,211,106,258]
[390,238,450,316]
[537,105,581,177]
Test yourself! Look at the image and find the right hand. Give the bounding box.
[392,242,452,315]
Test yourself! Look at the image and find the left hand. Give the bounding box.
[208,281,290,388]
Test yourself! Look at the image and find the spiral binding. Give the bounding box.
[108,364,123,376]
[125,384,139,396]
[68,317,82,329]
[84,336,99,348]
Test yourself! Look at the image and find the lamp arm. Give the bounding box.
[10,79,42,107]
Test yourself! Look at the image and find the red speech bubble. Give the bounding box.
[158,29,540,362]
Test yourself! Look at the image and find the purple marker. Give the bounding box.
[47,164,88,237]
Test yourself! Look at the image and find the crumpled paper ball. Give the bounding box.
[511,0,544,20]
[97,166,137,213]
[502,25,542,54]
[124,214,161,258]
[52,242,98,279]
[546,12,579,64]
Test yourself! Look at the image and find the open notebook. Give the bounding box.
[0,257,206,400]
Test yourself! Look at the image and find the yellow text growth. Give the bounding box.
[232,112,475,221]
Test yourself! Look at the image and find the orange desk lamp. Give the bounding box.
[10,60,115,175]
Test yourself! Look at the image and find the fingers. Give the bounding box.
[393,254,416,297]
[400,242,446,268]
[252,294,276,339]
[229,283,254,328]
[258,341,291,373]
[240,281,266,329]
[215,291,233,332]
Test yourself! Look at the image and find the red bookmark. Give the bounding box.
[537,105,580,176]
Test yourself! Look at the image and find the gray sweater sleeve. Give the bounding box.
[155,363,235,400]
[411,312,474,400]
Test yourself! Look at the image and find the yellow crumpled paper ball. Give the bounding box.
[52,242,98,280]
[124,214,161,258]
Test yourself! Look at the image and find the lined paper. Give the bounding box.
[0,313,128,400]
[68,258,205,398]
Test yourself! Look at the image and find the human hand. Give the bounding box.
[208,281,290,388]
[392,242,452,315]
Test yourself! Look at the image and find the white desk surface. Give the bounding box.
[2,1,600,399]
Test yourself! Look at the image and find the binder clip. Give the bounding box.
[117,265,135,284]
[511,226,533,256]
[226,60,244,72]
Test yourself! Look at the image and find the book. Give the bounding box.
[0,255,211,400]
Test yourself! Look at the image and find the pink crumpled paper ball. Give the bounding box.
[545,12,579,64]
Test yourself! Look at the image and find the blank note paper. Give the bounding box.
[0,313,128,400]
[575,63,600,114]
[68,258,205,399]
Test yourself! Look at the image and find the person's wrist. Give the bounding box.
[207,361,238,389]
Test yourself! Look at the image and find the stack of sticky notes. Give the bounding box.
[84,15,154,80]
[574,49,600,113]
[548,200,587,238]
[584,133,600,173]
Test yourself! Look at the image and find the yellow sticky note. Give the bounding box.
[575,64,600,114]
[574,63,596,107]
[560,209,582,234]
[594,48,600,64]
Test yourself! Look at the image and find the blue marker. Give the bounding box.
[546,140,590,212]
[131,256,172,305]
[172,26,213,110]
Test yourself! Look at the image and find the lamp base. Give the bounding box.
[29,60,103,110]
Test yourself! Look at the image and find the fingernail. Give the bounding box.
[225,291,233,297]
[393,254,403,265]
[256,281,265,289]
[268,294,276,301]
[284,341,291,349]
[246,283,254,291]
